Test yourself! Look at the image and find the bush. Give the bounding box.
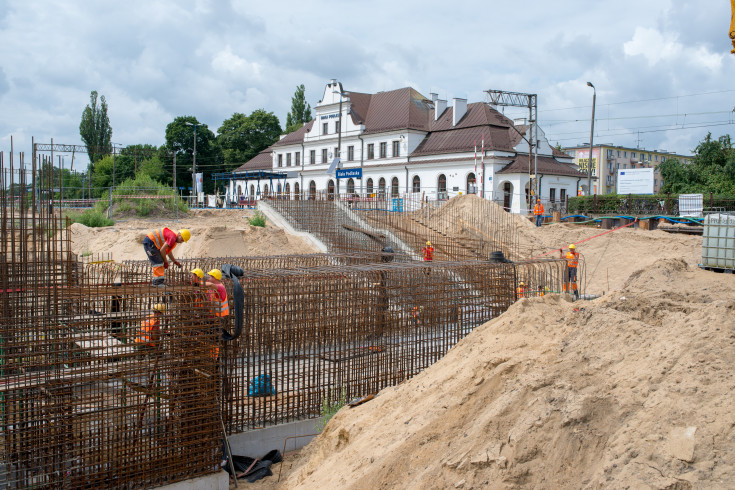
[314,387,346,432]
[568,193,735,216]
[65,209,114,227]
[247,210,266,227]
[111,174,188,217]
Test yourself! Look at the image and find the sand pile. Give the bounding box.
[68,209,318,261]
[287,259,735,489]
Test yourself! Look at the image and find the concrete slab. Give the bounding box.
[154,470,229,490]
[228,418,319,457]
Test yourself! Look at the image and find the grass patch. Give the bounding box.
[65,208,114,228]
[247,210,266,227]
[314,387,346,432]
[110,174,189,218]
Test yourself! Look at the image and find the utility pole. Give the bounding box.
[185,122,199,201]
[586,82,596,196]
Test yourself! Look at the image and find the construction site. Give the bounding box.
[1,147,734,490]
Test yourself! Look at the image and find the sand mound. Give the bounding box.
[68,209,318,261]
[287,259,735,489]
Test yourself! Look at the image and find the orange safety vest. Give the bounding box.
[423,246,434,261]
[147,228,177,252]
[207,288,230,317]
[516,286,526,298]
[565,251,579,268]
[534,203,544,216]
[136,314,160,346]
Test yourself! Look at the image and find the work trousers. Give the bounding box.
[143,236,166,285]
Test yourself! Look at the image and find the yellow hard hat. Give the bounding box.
[519,281,525,286]
[426,241,432,246]
[152,303,166,313]
[190,268,204,279]
[207,269,223,281]
[179,229,191,242]
[569,244,576,249]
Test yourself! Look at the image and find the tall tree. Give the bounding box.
[218,110,282,168]
[161,116,221,193]
[285,84,312,133]
[659,132,735,195]
[79,90,112,164]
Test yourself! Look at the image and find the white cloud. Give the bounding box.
[211,45,261,80]
[624,26,723,71]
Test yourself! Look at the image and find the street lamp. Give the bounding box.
[185,122,199,200]
[586,82,596,196]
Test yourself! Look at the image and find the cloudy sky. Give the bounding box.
[1,0,733,170]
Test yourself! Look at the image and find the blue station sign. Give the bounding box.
[336,168,362,179]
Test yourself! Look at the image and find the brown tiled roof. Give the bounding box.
[272,120,314,147]
[551,146,571,158]
[233,149,272,173]
[346,91,372,124]
[496,156,586,177]
[361,87,433,134]
[428,103,514,131]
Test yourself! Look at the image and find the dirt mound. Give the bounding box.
[287,259,735,489]
[68,209,318,261]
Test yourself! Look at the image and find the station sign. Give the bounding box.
[336,168,362,179]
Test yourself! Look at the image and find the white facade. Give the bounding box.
[229,80,585,214]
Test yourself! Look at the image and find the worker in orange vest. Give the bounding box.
[423,241,434,261]
[516,281,527,300]
[561,244,580,299]
[190,267,205,286]
[204,269,230,362]
[143,227,191,285]
[135,303,165,348]
[533,199,545,227]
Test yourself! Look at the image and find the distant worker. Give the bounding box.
[423,241,434,261]
[516,281,527,300]
[135,303,165,348]
[537,285,549,297]
[533,200,545,227]
[143,227,191,285]
[561,244,580,299]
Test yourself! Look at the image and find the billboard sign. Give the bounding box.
[617,168,654,194]
[576,148,599,175]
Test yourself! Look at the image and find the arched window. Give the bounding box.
[285,183,290,199]
[466,172,476,193]
[250,184,255,197]
[294,182,300,200]
[347,178,355,194]
[378,177,386,198]
[327,179,335,200]
[412,175,421,193]
[367,178,374,195]
[391,177,399,197]
[237,185,242,197]
[438,174,447,199]
[309,180,316,200]
[263,184,269,197]
[277,183,282,195]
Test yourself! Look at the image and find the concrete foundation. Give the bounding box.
[154,471,229,490]
[227,419,319,457]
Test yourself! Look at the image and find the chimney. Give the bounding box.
[435,99,447,121]
[430,92,438,102]
[513,117,527,125]
[452,98,467,126]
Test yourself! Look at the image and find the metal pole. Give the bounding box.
[587,82,596,196]
[173,151,177,190]
[192,125,198,204]
[112,144,116,188]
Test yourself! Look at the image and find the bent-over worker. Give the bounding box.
[143,227,191,285]
[135,303,165,348]
[561,243,580,299]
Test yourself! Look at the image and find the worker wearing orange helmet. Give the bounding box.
[561,244,580,299]
[533,199,545,227]
[143,227,191,285]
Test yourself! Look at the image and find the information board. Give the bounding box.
[617,168,654,194]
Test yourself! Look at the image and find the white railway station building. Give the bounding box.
[228,80,585,214]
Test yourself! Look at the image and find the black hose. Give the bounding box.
[220,264,244,341]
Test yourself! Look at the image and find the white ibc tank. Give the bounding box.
[702,214,735,270]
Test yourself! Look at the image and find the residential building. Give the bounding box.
[562,144,693,195]
[228,80,586,213]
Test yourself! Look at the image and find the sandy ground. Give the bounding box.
[285,258,735,489]
[68,209,319,261]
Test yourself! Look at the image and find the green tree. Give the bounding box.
[285,84,312,133]
[659,133,735,195]
[161,116,221,193]
[218,110,282,168]
[79,90,112,164]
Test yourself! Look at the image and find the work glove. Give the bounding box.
[173,260,182,268]
[164,262,169,269]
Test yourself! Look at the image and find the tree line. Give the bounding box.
[76,85,312,196]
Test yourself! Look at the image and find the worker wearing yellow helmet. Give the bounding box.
[561,243,580,299]
[190,268,204,286]
[516,281,527,300]
[205,269,229,318]
[135,303,166,347]
[422,240,434,262]
[143,227,191,285]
